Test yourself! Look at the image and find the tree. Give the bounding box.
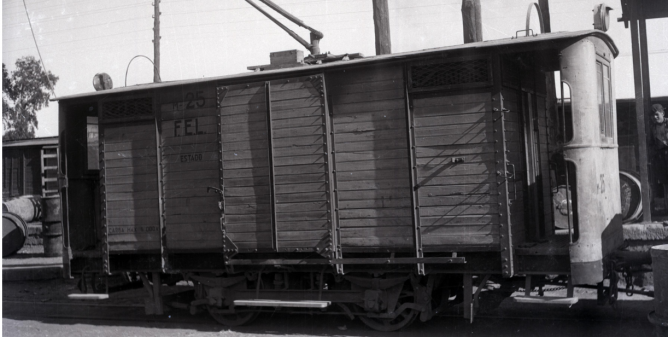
[2,56,58,141]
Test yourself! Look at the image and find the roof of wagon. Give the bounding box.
[55,30,617,102]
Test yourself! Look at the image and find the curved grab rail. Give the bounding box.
[525,2,545,36]
[124,55,161,87]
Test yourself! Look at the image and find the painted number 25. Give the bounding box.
[185,91,205,109]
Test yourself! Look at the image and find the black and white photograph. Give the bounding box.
[2,0,668,336]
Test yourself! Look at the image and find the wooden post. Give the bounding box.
[539,0,557,239]
[372,0,391,55]
[152,272,163,315]
[153,0,161,83]
[630,2,652,222]
[639,7,654,221]
[461,0,482,43]
[463,273,473,320]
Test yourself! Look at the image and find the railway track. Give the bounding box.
[2,294,654,324]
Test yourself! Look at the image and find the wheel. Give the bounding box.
[207,306,259,326]
[357,284,418,332]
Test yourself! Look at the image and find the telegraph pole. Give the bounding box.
[372,0,391,55]
[461,0,482,43]
[153,0,161,83]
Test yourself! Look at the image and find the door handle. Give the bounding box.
[505,162,516,200]
[207,186,225,215]
[207,186,223,195]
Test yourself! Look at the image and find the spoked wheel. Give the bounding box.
[206,306,259,326]
[357,286,418,332]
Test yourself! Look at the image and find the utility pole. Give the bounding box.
[461,0,482,43]
[153,0,161,83]
[372,0,391,55]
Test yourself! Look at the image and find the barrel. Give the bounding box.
[649,245,668,336]
[41,195,63,257]
[3,212,28,257]
[42,195,61,223]
[3,195,42,222]
[42,222,63,257]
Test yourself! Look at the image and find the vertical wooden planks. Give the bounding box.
[270,75,331,252]
[328,65,413,250]
[160,86,223,251]
[102,121,161,253]
[219,82,273,251]
[411,90,500,249]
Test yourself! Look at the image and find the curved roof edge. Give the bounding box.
[55,30,618,102]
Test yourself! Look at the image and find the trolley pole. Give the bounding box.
[153,0,161,83]
[461,0,482,43]
[372,0,391,55]
[538,0,551,32]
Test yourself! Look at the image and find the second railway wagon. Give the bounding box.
[56,29,623,330]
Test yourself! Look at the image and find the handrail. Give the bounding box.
[525,2,545,36]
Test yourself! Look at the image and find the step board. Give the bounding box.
[68,294,109,300]
[234,299,330,308]
[512,296,578,306]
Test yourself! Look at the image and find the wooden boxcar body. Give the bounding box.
[57,30,623,329]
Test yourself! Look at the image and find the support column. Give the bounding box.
[152,272,163,315]
[630,2,652,222]
[461,0,482,43]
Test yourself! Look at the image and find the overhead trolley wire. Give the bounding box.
[21,0,56,98]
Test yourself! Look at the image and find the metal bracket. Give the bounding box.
[98,128,110,275]
[403,67,425,276]
[492,56,514,278]
[216,86,233,264]
[319,74,343,275]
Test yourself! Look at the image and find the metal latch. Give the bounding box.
[207,186,224,195]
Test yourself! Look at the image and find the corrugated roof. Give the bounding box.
[54,30,617,102]
[2,136,59,148]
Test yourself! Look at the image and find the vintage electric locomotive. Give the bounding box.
[56,29,621,331]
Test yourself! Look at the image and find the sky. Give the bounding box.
[2,0,667,138]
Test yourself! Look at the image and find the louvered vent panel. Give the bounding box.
[102,98,153,120]
[411,59,490,89]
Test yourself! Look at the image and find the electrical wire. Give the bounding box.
[21,0,56,99]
